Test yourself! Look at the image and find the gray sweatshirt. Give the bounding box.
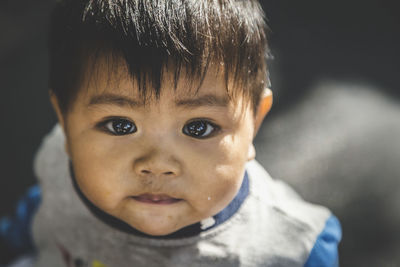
[32,125,336,267]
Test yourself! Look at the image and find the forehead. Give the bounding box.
[77,53,248,108]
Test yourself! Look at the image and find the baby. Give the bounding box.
[1,0,342,266]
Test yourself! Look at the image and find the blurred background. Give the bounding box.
[0,0,399,266]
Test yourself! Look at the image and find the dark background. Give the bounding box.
[1,0,399,266]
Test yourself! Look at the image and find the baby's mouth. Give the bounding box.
[132,193,182,205]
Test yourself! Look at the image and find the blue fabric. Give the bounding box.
[0,185,41,253]
[304,215,342,267]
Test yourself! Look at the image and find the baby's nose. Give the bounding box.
[133,153,181,177]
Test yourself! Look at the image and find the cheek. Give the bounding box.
[184,135,249,215]
[67,134,132,211]
[189,133,250,174]
[190,166,245,218]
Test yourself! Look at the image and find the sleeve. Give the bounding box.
[304,215,342,267]
[0,185,41,256]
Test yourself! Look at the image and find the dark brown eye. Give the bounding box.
[103,118,137,135]
[182,120,218,139]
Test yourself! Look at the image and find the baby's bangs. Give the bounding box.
[81,0,269,101]
[49,0,270,113]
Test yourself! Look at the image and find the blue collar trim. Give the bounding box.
[206,171,249,230]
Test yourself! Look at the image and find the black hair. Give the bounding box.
[49,0,270,114]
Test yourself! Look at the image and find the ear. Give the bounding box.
[49,91,71,157]
[247,88,273,161]
[49,90,66,131]
[254,88,273,136]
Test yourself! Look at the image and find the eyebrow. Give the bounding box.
[88,93,229,109]
[89,94,142,108]
[175,94,229,108]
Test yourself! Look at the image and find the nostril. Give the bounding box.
[137,168,176,176]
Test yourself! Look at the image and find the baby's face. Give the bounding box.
[55,58,258,236]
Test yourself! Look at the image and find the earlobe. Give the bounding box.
[247,143,256,161]
[254,88,273,136]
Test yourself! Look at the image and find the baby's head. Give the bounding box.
[49,0,272,236]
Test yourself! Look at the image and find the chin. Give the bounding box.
[137,225,180,237]
[129,220,183,237]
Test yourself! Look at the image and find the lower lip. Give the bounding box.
[132,196,182,205]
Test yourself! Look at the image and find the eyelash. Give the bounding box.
[96,117,220,139]
[96,117,137,136]
[182,119,220,139]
